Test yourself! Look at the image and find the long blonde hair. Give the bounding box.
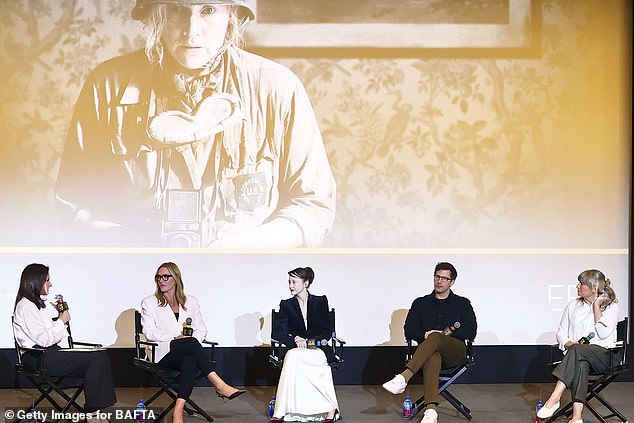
[577,269,617,311]
[154,262,188,311]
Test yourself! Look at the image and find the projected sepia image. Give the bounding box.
[0,0,629,249]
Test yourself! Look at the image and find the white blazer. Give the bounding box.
[140,294,207,362]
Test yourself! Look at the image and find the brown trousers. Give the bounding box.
[406,332,467,406]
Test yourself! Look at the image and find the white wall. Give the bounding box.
[1,250,628,348]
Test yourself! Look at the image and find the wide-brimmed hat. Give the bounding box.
[131,0,255,22]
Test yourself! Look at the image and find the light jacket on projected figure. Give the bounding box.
[54,0,336,248]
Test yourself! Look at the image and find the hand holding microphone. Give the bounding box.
[50,294,71,323]
[182,317,193,337]
[578,332,595,344]
[53,294,69,313]
[443,321,461,336]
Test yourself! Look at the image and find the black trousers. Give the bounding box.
[158,337,214,399]
[23,345,117,413]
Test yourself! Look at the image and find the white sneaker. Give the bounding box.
[420,408,438,423]
[382,374,407,394]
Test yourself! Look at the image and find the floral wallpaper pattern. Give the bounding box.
[0,0,628,248]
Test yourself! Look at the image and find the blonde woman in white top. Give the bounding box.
[537,269,620,423]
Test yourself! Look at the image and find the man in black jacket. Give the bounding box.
[382,262,477,423]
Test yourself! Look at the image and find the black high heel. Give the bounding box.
[216,388,246,401]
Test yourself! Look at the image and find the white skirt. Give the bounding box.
[273,348,340,422]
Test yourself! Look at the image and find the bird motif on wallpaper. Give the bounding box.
[375,97,412,157]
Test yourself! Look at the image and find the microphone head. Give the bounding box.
[55,294,64,301]
[587,332,595,339]
[185,317,192,324]
[454,322,461,328]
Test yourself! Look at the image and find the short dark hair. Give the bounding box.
[434,262,457,281]
[288,266,315,287]
[15,263,49,310]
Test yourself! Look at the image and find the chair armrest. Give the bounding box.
[269,338,287,367]
[331,336,346,364]
[71,341,103,349]
[406,339,416,364]
[270,338,287,348]
[202,339,217,368]
[18,346,47,370]
[137,340,158,362]
[548,343,564,368]
[332,336,346,345]
[607,342,625,368]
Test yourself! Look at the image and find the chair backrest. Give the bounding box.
[11,315,23,366]
[328,308,336,338]
[615,317,628,366]
[134,310,145,359]
[270,308,336,340]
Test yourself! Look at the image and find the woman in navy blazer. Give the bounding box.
[270,267,340,422]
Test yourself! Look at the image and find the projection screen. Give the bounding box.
[0,0,630,349]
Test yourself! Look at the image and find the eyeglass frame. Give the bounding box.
[154,274,174,282]
[433,274,453,283]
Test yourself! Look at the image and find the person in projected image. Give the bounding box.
[382,262,477,423]
[140,261,245,423]
[270,266,340,422]
[536,269,620,423]
[54,0,335,249]
[12,263,117,417]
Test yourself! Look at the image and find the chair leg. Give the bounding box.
[440,390,472,420]
[587,389,628,422]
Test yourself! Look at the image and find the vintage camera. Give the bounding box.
[162,190,202,248]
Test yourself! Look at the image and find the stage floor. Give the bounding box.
[2,382,632,422]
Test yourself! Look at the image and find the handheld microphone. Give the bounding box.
[578,332,595,344]
[54,294,69,313]
[442,321,461,336]
[307,338,329,349]
[182,317,193,337]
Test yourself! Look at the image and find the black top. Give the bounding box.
[404,290,477,343]
[272,293,334,362]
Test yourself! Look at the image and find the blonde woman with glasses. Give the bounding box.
[141,262,245,423]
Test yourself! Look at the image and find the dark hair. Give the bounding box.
[434,262,457,281]
[288,267,315,287]
[15,263,49,310]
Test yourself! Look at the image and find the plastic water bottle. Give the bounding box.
[135,399,147,422]
[535,400,544,422]
[268,395,276,418]
[26,408,37,423]
[402,395,413,419]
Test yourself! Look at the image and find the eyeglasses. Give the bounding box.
[433,275,452,283]
[155,274,173,282]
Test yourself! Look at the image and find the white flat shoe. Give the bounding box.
[536,401,560,419]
